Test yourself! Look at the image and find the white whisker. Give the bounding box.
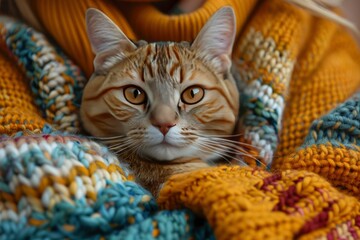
[109,142,134,151]
[91,135,127,140]
[197,135,261,150]
[194,142,233,164]
[196,141,247,164]
[199,139,263,167]
[196,133,244,138]
[114,142,139,155]
[202,141,253,157]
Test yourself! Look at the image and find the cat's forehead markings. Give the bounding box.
[141,61,153,82]
[147,42,180,61]
[146,44,152,57]
[137,42,185,84]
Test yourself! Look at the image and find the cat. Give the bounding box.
[80,7,243,195]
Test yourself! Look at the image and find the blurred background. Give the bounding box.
[0,1,359,43]
[343,1,360,43]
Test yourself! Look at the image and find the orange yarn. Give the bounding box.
[119,0,257,41]
[276,144,360,195]
[0,52,45,135]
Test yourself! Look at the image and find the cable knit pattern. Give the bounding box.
[1,0,360,239]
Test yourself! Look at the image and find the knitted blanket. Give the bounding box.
[1,2,360,240]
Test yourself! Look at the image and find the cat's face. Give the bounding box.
[81,7,239,163]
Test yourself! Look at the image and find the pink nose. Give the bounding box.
[153,123,176,135]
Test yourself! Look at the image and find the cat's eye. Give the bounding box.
[124,86,147,105]
[181,86,205,104]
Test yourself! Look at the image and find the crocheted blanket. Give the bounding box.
[1,14,360,240]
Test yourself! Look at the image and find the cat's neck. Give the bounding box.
[119,153,209,196]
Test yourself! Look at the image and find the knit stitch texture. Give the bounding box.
[1,0,360,239]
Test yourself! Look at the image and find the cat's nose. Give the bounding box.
[150,104,178,135]
[153,123,176,136]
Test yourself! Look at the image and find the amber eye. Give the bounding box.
[181,86,205,104]
[124,86,147,105]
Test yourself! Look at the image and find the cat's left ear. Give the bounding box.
[191,7,236,73]
[86,8,137,73]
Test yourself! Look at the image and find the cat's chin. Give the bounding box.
[142,143,198,162]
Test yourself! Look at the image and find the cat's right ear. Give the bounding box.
[86,8,137,73]
[191,7,236,73]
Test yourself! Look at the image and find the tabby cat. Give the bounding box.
[80,7,243,194]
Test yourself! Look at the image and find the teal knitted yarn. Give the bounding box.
[305,93,360,148]
[0,134,213,239]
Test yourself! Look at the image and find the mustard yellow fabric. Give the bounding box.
[0,53,45,135]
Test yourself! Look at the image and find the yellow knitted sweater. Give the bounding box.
[1,0,360,239]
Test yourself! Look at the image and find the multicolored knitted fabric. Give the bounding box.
[1,0,360,239]
[0,16,86,133]
[0,134,213,239]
